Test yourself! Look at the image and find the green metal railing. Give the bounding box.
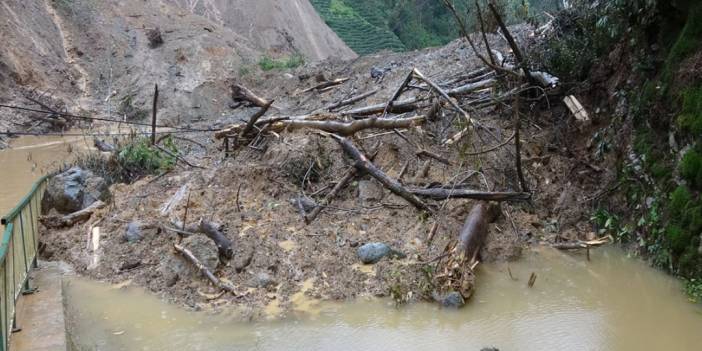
[0,174,50,351]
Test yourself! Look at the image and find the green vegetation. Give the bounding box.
[310,0,562,55]
[541,1,702,299]
[74,136,178,184]
[258,54,305,71]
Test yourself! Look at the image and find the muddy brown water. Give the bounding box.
[64,247,702,351]
[0,134,92,215]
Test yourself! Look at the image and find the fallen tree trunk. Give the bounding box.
[40,201,106,228]
[174,243,236,295]
[456,202,500,263]
[332,135,433,213]
[240,100,274,137]
[267,115,426,136]
[409,188,530,201]
[340,98,421,116]
[432,201,499,307]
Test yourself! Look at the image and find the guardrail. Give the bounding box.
[0,174,50,351]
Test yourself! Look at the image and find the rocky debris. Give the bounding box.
[432,291,465,308]
[123,222,145,243]
[93,139,115,152]
[357,180,383,205]
[42,167,108,214]
[357,242,405,264]
[163,235,220,280]
[248,272,277,289]
[146,27,164,48]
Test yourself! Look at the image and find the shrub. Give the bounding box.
[680,149,702,189]
[258,54,305,71]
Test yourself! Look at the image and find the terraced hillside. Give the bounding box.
[310,0,406,55]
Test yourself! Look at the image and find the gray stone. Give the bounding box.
[356,242,406,264]
[123,221,144,243]
[358,180,383,205]
[248,272,277,289]
[433,291,465,308]
[480,348,499,351]
[160,234,219,280]
[42,166,108,214]
[182,235,219,273]
[291,196,317,213]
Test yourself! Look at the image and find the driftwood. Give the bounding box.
[326,89,379,111]
[231,84,272,108]
[409,188,530,201]
[552,237,611,250]
[332,135,433,213]
[40,201,106,228]
[173,243,236,294]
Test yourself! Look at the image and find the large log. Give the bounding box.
[455,201,500,263]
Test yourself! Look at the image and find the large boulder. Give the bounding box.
[357,242,405,264]
[42,167,108,214]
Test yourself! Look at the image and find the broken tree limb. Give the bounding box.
[301,77,349,93]
[332,135,433,213]
[197,219,234,261]
[231,84,272,108]
[326,89,379,111]
[240,99,274,137]
[341,97,421,116]
[513,97,529,193]
[487,3,536,87]
[409,188,530,201]
[40,200,106,228]
[173,243,236,294]
[383,70,415,117]
[416,149,451,165]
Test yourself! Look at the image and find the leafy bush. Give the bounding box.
[680,148,702,189]
[258,54,304,71]
[118,137,177,176]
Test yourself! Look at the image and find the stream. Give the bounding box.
[1,136,701,351]
[64,247,702,351]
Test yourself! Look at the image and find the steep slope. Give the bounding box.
[165,0,357,60]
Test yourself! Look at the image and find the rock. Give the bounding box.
[480,348,499,351]
[146,27,164,48]
[433,291,465,308]
[248,272,277,289]
[357,180,383,205]
[357,242,405,264]
[42,167,108,214]
[291,196,317,213]
[123,221,144,243]
[160,234,219,280]
[119,259,141,271]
